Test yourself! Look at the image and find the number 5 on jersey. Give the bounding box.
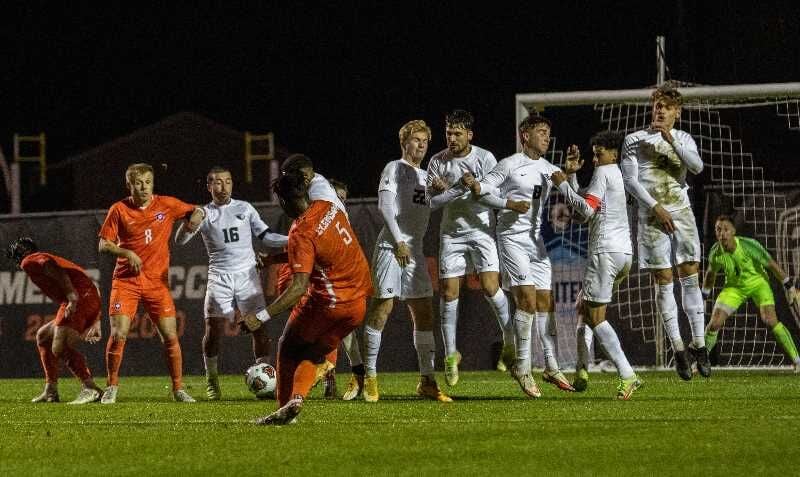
[335,221,352,245]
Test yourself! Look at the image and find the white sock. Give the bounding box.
[413,330,436,377]
[204,355,218,378]
[679,274,707,348]
[535,311,559,372]
[341,332,363,367]
[486,289,514,345]
[592,321,635,379]
[440,297,459,357]
[576,323,593,371]
[513,309,534,373]
[364,325,382,377]
[657,282,684,351]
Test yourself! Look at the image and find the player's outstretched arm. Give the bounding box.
[174,222,198,245]
[552,171,596,223]
[242,272,309,332]
[98,238,142,275]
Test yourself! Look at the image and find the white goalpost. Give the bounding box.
[515,79,800,369]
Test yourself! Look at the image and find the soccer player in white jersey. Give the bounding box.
[426,109,517,385]
[552,131,642,399]
[175,166,288,400]
[466,115,575,397]
[362,119,451,403]
[620,85,708,380]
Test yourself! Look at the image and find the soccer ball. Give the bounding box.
[245,362,277,399]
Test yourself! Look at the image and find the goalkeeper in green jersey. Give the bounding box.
[702,215,800,372]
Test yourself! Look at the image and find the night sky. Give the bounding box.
[5,1,800,200]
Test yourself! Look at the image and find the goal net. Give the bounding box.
[517,81,800,369]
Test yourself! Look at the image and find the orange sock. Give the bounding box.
[105,337,126,386]
[325,348,338,368]
[63,346,91,382]
[292,361,318,400]
[37,343,58,384]
[163,337,183,391]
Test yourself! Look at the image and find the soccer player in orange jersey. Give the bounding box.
[242,172,372,425]
[7,237,104,404]
[98,163,205,403]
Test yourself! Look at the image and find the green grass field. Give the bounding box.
[0,370,798,476]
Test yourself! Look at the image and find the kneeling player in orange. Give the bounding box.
[8,237,104,404]
[242,172,372,425]
[98,163,206,403]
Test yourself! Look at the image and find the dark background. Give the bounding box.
[4,1,800,207]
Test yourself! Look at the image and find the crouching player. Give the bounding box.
[243,172,372,425]
[703,215,800,372]
[551,131,642,399]
[8,237,104,404]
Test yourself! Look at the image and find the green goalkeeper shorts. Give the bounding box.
[715,278,775,312]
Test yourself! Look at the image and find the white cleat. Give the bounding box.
[173,389,196,402]
[255,397,304,425]
[101,385,118,404]
[68,387,101,405]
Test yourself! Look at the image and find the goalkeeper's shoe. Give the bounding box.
[173,389,196,403]
[206,376,221,401]
[616,375,643,401]
[255,396,303,426]
[674,349,693,381]
[689,345,711,378]
[363,375,380,403]
[511,364,541,398]
[416,375,453,402]
[31,385,59,403]
[341,373,364,401]
[100,385,118,404]
[572,368,589,392]
[542,370,576,392]
[68,387,101,405]
[323,369,337,399]
[444,351,462,386]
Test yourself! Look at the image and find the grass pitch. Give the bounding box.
[0,370,798,476]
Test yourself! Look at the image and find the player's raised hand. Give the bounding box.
[651,203,675,233]
[551,170,567,186]
[124,250,143,274]
[395,241,411,267]
[564,145,583,174]
[430,177,447,193]
[507,200,530,214]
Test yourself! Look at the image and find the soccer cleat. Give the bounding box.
[572,368,589,392]
[68,387,101,405]
[323,369,337,399]
[255,396,304,426]
[312,360,336,388]
[416,375,453,402]
[206,376,221,401]
[674,349,693,381]
[496,344,515,372]
[690,345,711,378]
[363,376,380,403]
[173,389,196,403]
[444,351,462,386]
[100,385,118,404]
[31,386,59,403]
[542,370,576,392]
[511,364,541,398]
[616,375,643,400]
[341,373,364,401]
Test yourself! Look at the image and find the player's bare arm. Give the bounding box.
[41,260,79,318]
[98,237,142,274]
[242,272,310,332]
[464,171,529,213]
[186,207,206,231]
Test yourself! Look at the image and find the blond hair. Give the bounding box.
[125,163,154,185]
[398,120,431,152]
[651,84,683,107]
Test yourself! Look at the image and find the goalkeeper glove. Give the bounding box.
[783,277,798,307]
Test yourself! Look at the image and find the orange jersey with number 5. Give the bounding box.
[288,201,372,306]
[99,195,196,281]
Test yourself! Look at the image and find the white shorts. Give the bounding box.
[204,267,266,321]
[498,233,552,290]
[637,206,701,269]
[439,231,500,279]
[371,244,433,300]
[582,252,632,304]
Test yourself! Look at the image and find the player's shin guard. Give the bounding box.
[513,310,534,373]
[771,322,800,362]
[37,343,58,384]
[105,337,126,386]
[486,289,514,345]
[364,325,382,377]
[163,337,184,391]
[657,282,684,351]
[413,330,436,377]
[535,312,558,372]
[679,274,706,348]
[440,297,459,357]
[63,346,92,382]
[592,321,635,379]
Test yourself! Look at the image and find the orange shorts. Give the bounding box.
[109,276,176,320]
[54,288,101,333]
[282,297,366,354]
